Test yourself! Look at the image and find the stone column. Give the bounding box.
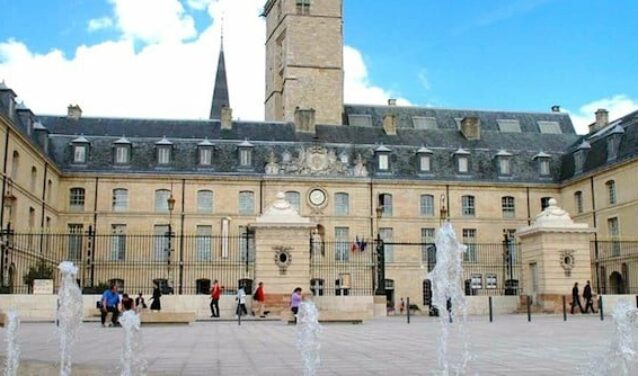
[516,199,595,312]
[250,192,314,314]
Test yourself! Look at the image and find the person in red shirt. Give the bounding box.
[252,282,266,318]
[210,280,222,318]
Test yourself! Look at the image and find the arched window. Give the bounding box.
[197,190,214,214]
[501,196,515,218]
[606,180,617,205]
[334,192,349,215]
[574,191,583,214]
[154,189,171,212]
[10,150,19,181]
[112,189,128,212]
[30,166,37,192]
[69,187,85,211]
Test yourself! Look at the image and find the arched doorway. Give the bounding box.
[609,272,624,294]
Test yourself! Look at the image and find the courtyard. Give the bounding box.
[0,313,627,375]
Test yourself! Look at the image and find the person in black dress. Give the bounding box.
[150,282,162,311]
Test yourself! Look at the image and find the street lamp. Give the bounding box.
[166,192,176,291]
[439,194,448,224]
[374,204,385,296]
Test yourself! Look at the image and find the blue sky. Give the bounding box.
[0,0,636,133]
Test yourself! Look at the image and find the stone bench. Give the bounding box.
[285,310,367,324]
[139,311,196,325]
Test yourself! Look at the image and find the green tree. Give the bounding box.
[23,259,55,287]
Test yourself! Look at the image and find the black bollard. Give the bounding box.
[599,296,604,321]
[636,295,638,309]
[407,297,411,324]
[562,295,567,321]
[527,295,531,322]
[237,303,241,326]
[489,296,493,323]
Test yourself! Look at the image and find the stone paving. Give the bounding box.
[0,314,632,375]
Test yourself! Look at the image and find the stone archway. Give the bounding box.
[609,271,625,294]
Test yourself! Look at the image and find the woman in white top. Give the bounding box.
[236,287,248,317]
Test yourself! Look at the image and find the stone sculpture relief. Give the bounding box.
[265,151,280,175]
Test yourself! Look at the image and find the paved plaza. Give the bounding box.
[0,314,632,375]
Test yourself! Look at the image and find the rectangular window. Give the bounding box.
[575,191,583,214]
[486,274,497,289]
[157,147,170,165]
[347,114,373,127]
[155,190,171,212]
[196,225,213,261]
[380,194,393,216]
[238,226,256,262]
[285,191,301,212]
[111,224,126,261]
[497,119,521,133]
[199,148,212,166]
[419,155,431,172]
[69,188,85,211]
[379,228,394,263]
[153,225,170,261]
[378,154,389,171]
[608,217,620,257]
[335,227,349,261]
[296,0,311,15]
[197,190,214,214]
[607,137,619,162]
[239,149,252,167]
[239,191,254,215]
[574,151,585,173]
[412,116,438,130]
[310,279,324,296]
[334,193,349,216]
[73,145,86,163]
[499,158,511,175]
[458,157,468,173]
[115,146,129,164]
[538,121,562,134]
[421,228,435,269]
[607,181,617,205]
[420,194,434,216]
[539,159,550,176]
[68,224,84,260]
[112,189,128,212]
[470,274,483,290]
[501,196,515,218]
[463,229,477,262]
[462,195,475,217]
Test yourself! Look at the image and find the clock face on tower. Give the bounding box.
[308,188,327,207]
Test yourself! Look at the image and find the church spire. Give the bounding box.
[209,31,230,120]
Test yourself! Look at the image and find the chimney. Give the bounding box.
[383,113,397,135]
[221,105,233,130]
[387,98,397,106]
[67,104,82,120]
[591,108,609,133]
[0,81,17,121]
[294,107,316,134]
[551,105,561,112]
[460,116,480,140]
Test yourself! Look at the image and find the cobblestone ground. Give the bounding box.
[0,314,633,375]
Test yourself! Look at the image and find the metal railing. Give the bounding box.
[591,240,638,294]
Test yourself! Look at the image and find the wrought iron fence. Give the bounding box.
[591,240,638,294]
[0,229,255,295]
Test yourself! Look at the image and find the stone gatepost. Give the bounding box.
[516,198,595,312]
[250,192,315,315]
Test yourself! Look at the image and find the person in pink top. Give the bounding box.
[290,287,303,322]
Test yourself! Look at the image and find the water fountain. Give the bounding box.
[427,221,471,375]
[296,300,322,376]
[3,311,20,376]
[118,310,146,376]
[57,261,83,376]
[583,299,638,376]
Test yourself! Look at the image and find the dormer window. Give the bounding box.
[198,139,214,166]
[375,144,391,172]
[495,150,512,176]
[155,136,172,165]
[416,146,433,173]
[533,151,551,176]
[71,136,89,164]
[454,148,470,174]
[606,124,624,162]
[573,140,591,174]
[114,136,131,165]
[238,139,254,168]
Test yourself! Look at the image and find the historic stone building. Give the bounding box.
[0,0,636,310]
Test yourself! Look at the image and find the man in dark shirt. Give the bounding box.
[583,280,597,313]
[101,284,121,327]
[571,282,584,314]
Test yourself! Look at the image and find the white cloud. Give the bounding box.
[343,46,411,106]
[0,0,410,122]
[87,17,114,32]
[187,0,214,11]
[568,95,638,134]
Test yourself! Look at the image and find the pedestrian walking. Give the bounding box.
[583,280,597,313]
[571,282,584,314]
[121,293,134,312]
[100,283,121,327]
[150,281,162,312]
[210,280,222,318]
[399,297,405,315]
[135,292,147,313]
[236,286,248,317]
[252,282,266,318]
[290,287,302,323]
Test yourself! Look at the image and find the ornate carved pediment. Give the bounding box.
[281,146,349,176]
